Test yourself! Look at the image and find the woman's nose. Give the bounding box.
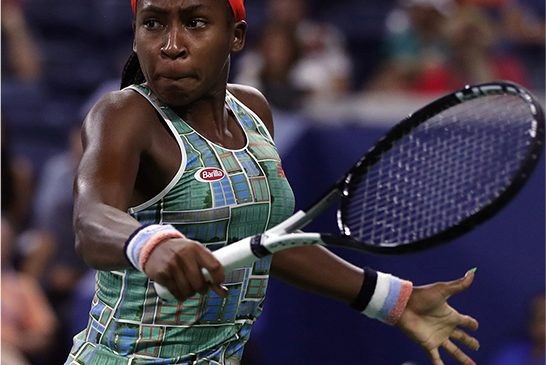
[161,28,187,59]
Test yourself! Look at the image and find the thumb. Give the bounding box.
[447,268,477,297]
[210,283,229,297]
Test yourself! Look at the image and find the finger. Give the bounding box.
[442,339,476,365]
[169,271,193,300]
[196,247,225,284]
[428,348,444,365]
[210,283,229,297]
[180,256,209,294]
[201,258,225,285]
[450,329,480,351]
[194,247,227,297]
[458,313,479,331]
[151,266,188,301]
[171,250,202,300]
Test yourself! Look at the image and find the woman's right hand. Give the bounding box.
[143,237,228,301]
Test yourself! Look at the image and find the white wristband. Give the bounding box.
[124,224,181,272]
[362,272,413,325]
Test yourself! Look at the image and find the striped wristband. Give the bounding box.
[351,268,413,325]
[124,224,184,272]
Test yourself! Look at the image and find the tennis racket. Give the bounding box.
[155,81,544,300]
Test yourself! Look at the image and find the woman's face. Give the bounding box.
[133,0,245,107]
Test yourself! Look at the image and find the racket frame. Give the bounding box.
[337,81,545,254]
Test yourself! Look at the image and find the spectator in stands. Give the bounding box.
[235,0,352,105]
[234,22,306,112]
[28,121,89,364]
[1,121,35,233]
[501,0,544,45]
[440,4,528,89]
[500,0,545,90]
[487,292,545,365]
[1,217,58,365]
[366,0,451,91]
[1,120,54,302]
[367,0,529,92]
[274,0,353,100]
[1,0,43,82]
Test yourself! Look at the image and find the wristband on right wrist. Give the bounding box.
[124,224,184,272]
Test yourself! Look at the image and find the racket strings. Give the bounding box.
[343,95,537,246]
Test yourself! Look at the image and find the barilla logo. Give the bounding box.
[194,167,226,182]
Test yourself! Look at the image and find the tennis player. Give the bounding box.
[65,1,480,364]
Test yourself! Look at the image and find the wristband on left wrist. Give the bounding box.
[351,267,413,325]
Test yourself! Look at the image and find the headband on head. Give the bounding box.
[228,0,245,22]
[130,0,245,21]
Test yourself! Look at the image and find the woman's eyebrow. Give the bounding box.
[139,4,169,16]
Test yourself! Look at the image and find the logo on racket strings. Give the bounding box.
[195,167,226,182]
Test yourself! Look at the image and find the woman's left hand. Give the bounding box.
[397,270,480,365]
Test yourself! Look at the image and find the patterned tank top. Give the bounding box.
[71,85,295,364]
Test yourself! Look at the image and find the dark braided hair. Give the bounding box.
[121,0,145,89]
[120,52,145,89]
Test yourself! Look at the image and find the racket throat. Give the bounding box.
[250,235,273,258]
[268,190,343,236]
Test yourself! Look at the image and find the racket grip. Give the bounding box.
[153,236,261,301]
[154,282,176,301]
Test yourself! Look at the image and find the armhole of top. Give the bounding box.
[226,90,275,143]
[125,85,188,214]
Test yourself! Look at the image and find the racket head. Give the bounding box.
[338,81,544,254]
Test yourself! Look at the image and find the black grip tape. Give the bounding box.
[250,235,273,258]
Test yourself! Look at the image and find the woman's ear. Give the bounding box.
[132,21,137,53]
[231,21,247,52]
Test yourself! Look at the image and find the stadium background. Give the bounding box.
[1,0,544,364]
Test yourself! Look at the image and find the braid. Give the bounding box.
[120,52,145,89]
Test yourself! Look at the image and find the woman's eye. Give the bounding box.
[187,19,206,29]
[143,19,162,29]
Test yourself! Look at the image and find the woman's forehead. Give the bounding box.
[138,0,223,10]
[132,0,227,10]
[134,0,243,20]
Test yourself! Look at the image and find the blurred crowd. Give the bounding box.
[1,0,544,364]
[234,0,545,109]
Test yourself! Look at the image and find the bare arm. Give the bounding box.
[73,90,149,270]
[271,246,363,303]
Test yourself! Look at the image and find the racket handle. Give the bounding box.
[154,282,176,301]
[153,236,260,300]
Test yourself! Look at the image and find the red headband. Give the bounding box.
[228,0,245,22]
[130,0,245,21]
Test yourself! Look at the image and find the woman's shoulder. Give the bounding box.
[227,83,274,135]
[84,88,156,130]
[89,88,152,118]
[81,87,159,148]
[228,83,269,104]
